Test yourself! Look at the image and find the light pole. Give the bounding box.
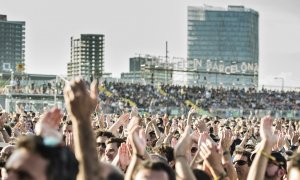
[274,77,284,91]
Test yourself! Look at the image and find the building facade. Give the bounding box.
[67,34,104,80]
[187,5,259,88]
[121,55,173,85]
[0,15,25,73]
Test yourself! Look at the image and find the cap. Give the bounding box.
[250,151,287,170]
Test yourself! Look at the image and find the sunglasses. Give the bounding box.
[97,142,106,149]
[191,147,198,153]
[233,160,248,166]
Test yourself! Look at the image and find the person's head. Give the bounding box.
[153,145,175,169]
[62,120,72,135]
[192,169,210,180]
[288,152,300,180]
[264,152,287,180]
[105,137,125,162]
[134,161,175,180]
[233,150,252,180]
[0,145,15,167]
[4,135,78,180]
[95,130,115,159]
[100,162,124,180]
[147,131,157,147]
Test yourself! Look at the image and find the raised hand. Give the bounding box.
[195,119,207,133]
[130,107,139,119]
[174,126,192,158]
[198,131,210,150]
[187,108,197,126]
[118,143,131,171]
[64,78,98,122]
[35,108,63,145]
[118,113,130,126]
[199,139,226,179]
[291,131,300,145]
[260,116,278,146]
[287,121,294,139]
[275,131,285,151]
[0,112,9,128]
[129,125,146,156]
[191,130,200,143]
[220,129,233,152]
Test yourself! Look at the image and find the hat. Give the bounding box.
[250,151,287,170]
[271,151,287,170]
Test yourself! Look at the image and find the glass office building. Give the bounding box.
[0,15,25,73]
[187,6,259,88]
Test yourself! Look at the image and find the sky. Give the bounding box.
[1,0,300,88]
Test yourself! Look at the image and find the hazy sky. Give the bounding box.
[2,0,300,88]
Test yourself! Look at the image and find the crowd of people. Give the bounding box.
[0,77,300,179]
[100,82,300,116]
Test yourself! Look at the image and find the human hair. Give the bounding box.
[193,169,210,180]
[64,120,72,126]
[16,135,78,180]
[153,145,174,163]
[234,149,252,166]
[135,160,175,180]
[4,125,12,137]
[95,129,115,139]
[289,153,300,171]
[105,137,125,148]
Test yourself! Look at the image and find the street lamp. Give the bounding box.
[274,77,284,91]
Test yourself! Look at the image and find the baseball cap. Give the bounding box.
[250,151,287,170]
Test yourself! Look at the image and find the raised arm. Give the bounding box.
[125,125,147,180]
[64,78,102,180]
[174,125,196,180]
[0,112,11,143]
[220,129,237,180]
[247,116,278,180]
[108,113,129,136]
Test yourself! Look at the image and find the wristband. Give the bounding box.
[260,150,276,162]
[214,171,227,180]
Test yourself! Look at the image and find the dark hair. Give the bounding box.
[193,169,210,180]
[95,129,115,139]
[107,171,124,180]
[234,149,252,166]
[135,161,175,180]
[4,125,12,137]
[106,137,125,148]
[153,145,174,163]
[16,135,78,180]
[64,120,72,126]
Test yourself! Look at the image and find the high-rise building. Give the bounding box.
[67,34,104,80]
[0,15,25,73]
[187,5,259,88]
[121,55,173,84]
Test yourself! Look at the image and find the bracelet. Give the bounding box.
[260,150,276,161]
[135,153,145,160]
[214,171,227,180]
